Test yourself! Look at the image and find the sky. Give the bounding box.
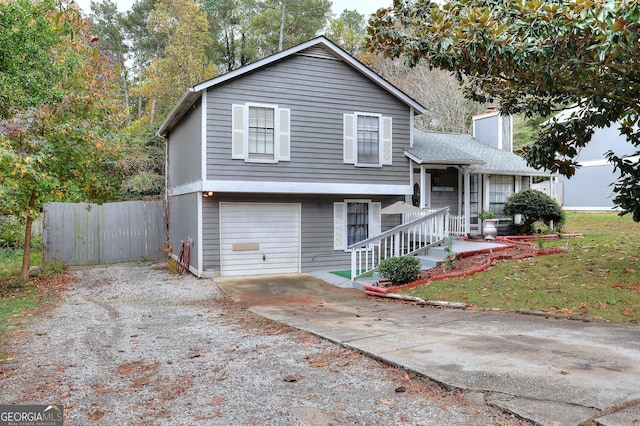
[75,0,393,19]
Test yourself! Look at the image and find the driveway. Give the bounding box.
[216,273,640,426]
[1,263,527,425]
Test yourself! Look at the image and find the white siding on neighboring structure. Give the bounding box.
[219,203,300,276]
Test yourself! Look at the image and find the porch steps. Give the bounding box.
[416,243,450,270]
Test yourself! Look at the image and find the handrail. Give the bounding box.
[348,207,450,281]
[347,207,450,250]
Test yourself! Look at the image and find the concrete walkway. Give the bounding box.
[215,272,640,426]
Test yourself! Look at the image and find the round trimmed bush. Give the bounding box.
[378,256,422,284]
[503,189,565,234]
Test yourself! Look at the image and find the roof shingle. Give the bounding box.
[406,130,549,176]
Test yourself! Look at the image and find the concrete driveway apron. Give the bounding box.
[215,273,640,426]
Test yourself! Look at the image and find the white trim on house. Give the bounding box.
[168,180,203,196]
[578,158,614,167]
[170,180,411,196]
[201,91,207,181]
[197,191,203,277]
[565,206,624,211]
[409,107,415,148]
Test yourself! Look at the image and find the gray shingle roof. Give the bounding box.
[406,130,549,176]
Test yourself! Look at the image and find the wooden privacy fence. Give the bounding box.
[43,200,166,265]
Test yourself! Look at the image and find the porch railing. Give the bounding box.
[404,209,466,237]
[348,207,450,281]
[448,214,466,236]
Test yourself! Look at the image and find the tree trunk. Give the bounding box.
[20,191,37,280]
[150,96,156,126]
[137,93,143,120]
[122,67,130,110]
[278,0,286,52]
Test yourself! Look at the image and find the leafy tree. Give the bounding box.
[368,0,640,221]
[141,0,217,124]
[119,122,165,198]
[0,0,65,118]
[503,190,565,235]
[251,0,332,55]
[365,57,486,134]
[0,5,126,279]
[121,0,162,119]
[89,0,130,109]
[325,9,366,56]
[204,0,258,73]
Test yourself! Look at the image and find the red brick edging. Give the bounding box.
[363,235,576,297]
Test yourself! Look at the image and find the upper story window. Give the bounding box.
[343,112,392,167]
[232,103,290,163]
[248,106,275,160]
[357,115,379,164]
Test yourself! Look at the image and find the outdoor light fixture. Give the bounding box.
[203,191,214,197]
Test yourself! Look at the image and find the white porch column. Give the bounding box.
[514,176,522,224]
[420,166,431,209]
[483,174,491,212]
[463,168,471,235]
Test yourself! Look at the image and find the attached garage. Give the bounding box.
[219,202,301,277]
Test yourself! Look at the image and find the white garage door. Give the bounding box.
[219,203,301,277]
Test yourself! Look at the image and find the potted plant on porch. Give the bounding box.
[478,210,498,240]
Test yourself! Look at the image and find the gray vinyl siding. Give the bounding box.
[560,124,634,209]
[167,100,202,188]
[561,165,619,208]
[201,193,402,273]
[168,193,199,271]
[474,114,500,149]
[204,52,412,186]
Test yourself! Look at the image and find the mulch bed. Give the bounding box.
[364,236,570,296]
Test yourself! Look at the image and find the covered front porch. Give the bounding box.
[405,131,552,236]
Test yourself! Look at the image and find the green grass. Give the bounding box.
[407,212,640,324]
[0,242,52,361]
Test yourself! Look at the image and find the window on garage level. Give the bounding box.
[347,201,369,246]
[333,200,381,250]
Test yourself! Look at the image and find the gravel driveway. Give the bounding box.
[0,263,527,425]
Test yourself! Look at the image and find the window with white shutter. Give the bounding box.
[343,112,392,167]
[334,200,382,250]
[231,103,290,163]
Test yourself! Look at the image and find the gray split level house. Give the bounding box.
[158,36,549,279]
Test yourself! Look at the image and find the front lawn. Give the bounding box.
[407,211,640,324]
[0,241,64,361]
